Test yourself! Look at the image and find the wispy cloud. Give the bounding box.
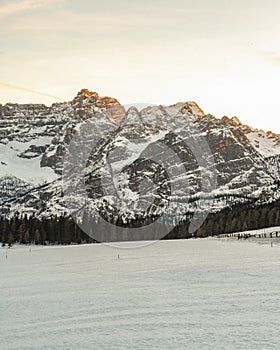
[0,0,64,20]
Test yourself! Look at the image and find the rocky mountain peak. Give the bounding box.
[124,106,142,124]
[220,115,280,160]
[184,101,205,117]
[72,89,125,124]
[221,116,242,127]
[266,130,280,142]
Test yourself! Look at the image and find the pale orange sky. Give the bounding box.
[0,0,280,132]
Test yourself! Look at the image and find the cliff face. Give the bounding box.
[0,90,279,221]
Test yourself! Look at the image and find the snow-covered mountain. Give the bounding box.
[0,89,279,222]
[221,116,280,175]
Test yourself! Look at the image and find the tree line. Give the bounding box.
[0,198,280,245]
[0,216,95,246]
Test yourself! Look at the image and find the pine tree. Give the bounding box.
[34,229,41,245]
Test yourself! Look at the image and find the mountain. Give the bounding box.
[0,89,280,240]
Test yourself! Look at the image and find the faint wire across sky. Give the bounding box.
[0,82,66,102]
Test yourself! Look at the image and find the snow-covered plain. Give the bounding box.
[1,238,280,350]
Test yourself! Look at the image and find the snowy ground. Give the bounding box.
[1,238,280,349]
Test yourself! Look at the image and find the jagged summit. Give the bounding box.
[73,88,118,107]
[221,116,242,127]
[182,101,205,117]
[71,89,125,124]
[71,90,206,126]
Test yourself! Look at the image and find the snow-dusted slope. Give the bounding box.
[221,116,280,176]
[0,138,58,184]
[221,116,280,157]
[246,130,280,158]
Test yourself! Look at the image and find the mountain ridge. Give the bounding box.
[0,90,279,233]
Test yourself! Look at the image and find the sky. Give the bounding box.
[0,0,280,132]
